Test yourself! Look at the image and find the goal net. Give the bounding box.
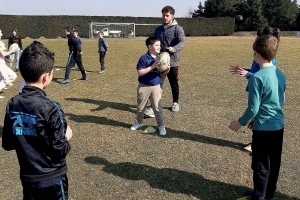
[89,22,135,39]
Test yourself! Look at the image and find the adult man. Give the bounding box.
[145,6,185,117]
[60,28,87,84]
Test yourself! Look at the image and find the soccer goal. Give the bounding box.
[89,22,135,39]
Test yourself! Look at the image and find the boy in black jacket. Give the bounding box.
[61,27,87,84]
[2,41,72,199]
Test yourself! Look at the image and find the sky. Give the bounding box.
[0,0,205,18]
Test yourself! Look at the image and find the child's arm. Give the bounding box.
[2,108,15,151]
[104,39,109,53]
[0,47,14,57]
[137,60,160,76]
[49,106,71,160]
[238,77,262,125]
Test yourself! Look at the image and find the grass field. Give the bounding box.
[0,36,300,200]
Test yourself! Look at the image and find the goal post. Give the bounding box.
[89,22,135,39]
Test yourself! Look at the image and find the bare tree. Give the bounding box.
[183,6,195,18]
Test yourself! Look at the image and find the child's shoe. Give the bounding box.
[131,122,142,130]
[159,126,166,136]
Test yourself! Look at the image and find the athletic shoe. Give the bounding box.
[159,126,166,136]
[130,122,142,130]
[172,102,179,112]
[98,70,106,74]
[15,69,19,72]
[243,142,252,152]
[60,79,70,84]
[3,86,10,90]
[71,67,76,70]
[243,190,275,200]
[80,77,88,80]
[144,107,155,118]
[0,96,4,99]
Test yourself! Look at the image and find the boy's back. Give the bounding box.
[3,86,70,179]
[245,65,286,130]
[2,41,71,199]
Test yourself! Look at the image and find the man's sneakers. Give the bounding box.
[98,70,106,74]
[60,79,70,84]
[159,126,166,136]
[144,107,155,118]
[130,122,142,130]
[172,102,179,112]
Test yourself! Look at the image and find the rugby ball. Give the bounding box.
[9,43,19,53]
[157,52,170,72]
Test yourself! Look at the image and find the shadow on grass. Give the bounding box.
[54,65,100,74]
[65,112,242,150]
[85,157,299,200]
[65,98,136,113]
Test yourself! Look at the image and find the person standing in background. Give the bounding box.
[98,31,109,74]
[8,29,23,72]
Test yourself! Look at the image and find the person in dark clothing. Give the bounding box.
[60,27,87,84]
[2,41,72,199]
[98,31,109,74]
[8,29,23,71]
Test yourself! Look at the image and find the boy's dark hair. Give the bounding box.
[253,35,278,62]
[73,29,78,33]
[145,36,160,48]
[162,6,175,15]
[19,41,55,83]
[65,27,73,33]
[257,26,280,42]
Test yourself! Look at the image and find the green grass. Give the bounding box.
[0,36,300,200]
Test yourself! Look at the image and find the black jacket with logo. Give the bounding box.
[67,33,82,57]
[2,86,71,183]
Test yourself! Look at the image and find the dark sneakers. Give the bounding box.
[80,77,88,80]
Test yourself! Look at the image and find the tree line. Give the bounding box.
[192,0,300,31]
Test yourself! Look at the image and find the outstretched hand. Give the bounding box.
[229,66,248,77]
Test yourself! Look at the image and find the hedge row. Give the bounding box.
[0,15,235,39]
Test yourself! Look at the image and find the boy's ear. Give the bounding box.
[41,72,51,84]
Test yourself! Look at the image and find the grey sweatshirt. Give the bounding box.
[154,19,185,67]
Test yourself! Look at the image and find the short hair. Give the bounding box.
[253,35,278,62]
[145,36,160,48]
[73,29,78,33]
[257,26,280,42]
[65,27,73,33]
[98,31,104,36]
[19,41,55,83]
[162,6,175,15]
